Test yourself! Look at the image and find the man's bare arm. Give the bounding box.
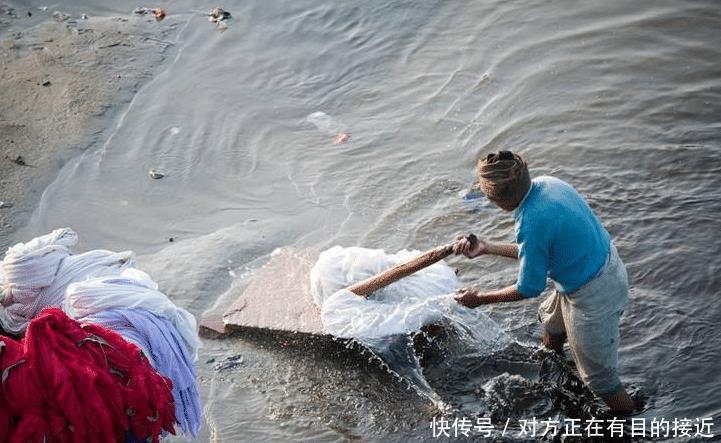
[484,242,519,259]
[454,284,524,308]
[452,235,518,259]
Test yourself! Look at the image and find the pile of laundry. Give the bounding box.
[0,228,202,440]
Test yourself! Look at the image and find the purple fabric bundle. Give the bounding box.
[85,308,202,438]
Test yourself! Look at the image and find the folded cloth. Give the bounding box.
[66,268,201,361]
[86,308,202,438]
[0,228,135,335]
[0,308,176,442]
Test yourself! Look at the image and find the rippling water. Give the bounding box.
[10,0,721,440]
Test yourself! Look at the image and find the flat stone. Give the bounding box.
[200,248,324,339]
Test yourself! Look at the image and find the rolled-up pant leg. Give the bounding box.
[561,299,624,397]
[558,246,629,397]
[538,291,567,341]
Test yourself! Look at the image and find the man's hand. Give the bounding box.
[452,234,487,258]
[454,287,484,308]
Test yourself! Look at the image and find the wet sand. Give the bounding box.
[0,4,175,250]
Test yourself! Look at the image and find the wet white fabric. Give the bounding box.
[0,228,135,335]
[311,246,500,341]
[65,268,201,361]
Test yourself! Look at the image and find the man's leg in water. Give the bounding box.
[538,291,567,353]
[563,297,636,413]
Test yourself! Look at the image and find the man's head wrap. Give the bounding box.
[477,150,531,209]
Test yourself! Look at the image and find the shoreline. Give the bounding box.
[0,4,179,251]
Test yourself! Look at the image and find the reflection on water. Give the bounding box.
[11,0,721,440]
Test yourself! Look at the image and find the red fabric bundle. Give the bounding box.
[0,308,176,443]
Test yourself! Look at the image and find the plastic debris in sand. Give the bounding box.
[307,111,352,145]
[5,154,27,166]
[52,11,70,22]
[208,7,231,22]
[133,7,166,21]
[149,168,165,179]
[208,7,231,31]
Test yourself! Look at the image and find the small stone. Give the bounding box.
[27,11,32,17]
[0,202,12,209]
[148,169,164,179]
[81,13,88,20]
[42,80,51,87]
[168,237,174,242]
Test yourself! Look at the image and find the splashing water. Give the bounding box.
[310,246,512,407]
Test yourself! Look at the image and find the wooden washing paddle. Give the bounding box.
[346,234,478,297]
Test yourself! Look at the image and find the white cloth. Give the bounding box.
[0,228,134,334]
[66,268,201,361]
[1,228,77,288]
[310,246,510,350]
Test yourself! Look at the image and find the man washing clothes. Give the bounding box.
[452,150,636,413]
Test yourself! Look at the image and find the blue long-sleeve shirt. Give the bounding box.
[514,176,611,298]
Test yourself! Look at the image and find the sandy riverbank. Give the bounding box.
[0,4,177,250]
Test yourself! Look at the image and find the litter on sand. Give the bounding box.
[149,168,165,179]
[208,7,232,31]
[208,7,232,22]
[133,7,166,21]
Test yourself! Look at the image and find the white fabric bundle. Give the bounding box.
[310,246,460,340]
[310,246,511,352]
[0,228,135,335]
[65,268,201,361]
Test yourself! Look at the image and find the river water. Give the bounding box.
[8,0,721,441]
